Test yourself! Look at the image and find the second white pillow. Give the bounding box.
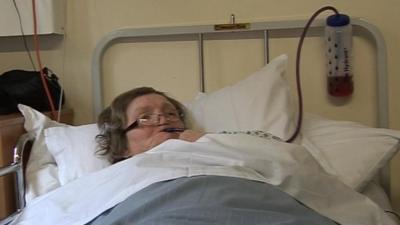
[185,54,295,140]
[45,124,111,185]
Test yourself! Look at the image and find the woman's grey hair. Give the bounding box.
[96,87,185,163]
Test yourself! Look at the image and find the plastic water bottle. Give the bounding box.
[325,13,353,97]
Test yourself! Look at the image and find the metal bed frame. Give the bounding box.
[0,17,390,224]
[0,133,34,225]
[91,17,388,127]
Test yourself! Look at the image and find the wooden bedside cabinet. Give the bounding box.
[0,109,73,219]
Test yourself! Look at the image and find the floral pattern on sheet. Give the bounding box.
[219,130,284,142]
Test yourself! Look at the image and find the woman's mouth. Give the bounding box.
[162,128,185,133]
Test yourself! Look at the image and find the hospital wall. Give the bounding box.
[0,0,399,212]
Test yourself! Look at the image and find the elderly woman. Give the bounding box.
[96,87,204,163]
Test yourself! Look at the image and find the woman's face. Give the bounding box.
[124,93,185,156]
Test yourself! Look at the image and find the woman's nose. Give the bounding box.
[156,114,169,124]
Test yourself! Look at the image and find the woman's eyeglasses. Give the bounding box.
[123,112,182,133]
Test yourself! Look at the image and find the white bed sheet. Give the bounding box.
[11,134,399,225]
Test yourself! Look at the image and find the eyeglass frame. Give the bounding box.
[123,112,184,133]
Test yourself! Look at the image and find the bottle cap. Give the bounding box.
[326,13,350,27]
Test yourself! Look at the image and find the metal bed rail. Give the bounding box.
[0,133,34,225]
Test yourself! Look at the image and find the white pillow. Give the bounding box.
[45,124,111,185]
[17,104,64,203]
[184,54,295,140]
[301,113,400,191]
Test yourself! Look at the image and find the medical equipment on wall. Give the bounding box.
[325,14,353,97]
[288,6,352,142]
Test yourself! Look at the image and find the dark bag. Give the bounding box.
[0,68,64,115]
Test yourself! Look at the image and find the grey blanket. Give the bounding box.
[88,176,338,225]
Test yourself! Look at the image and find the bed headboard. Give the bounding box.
[91,18,388,128]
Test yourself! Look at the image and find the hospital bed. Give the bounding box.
[1,15,400,225]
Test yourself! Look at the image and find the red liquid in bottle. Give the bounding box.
[328,76,353,97]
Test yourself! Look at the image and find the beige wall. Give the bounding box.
[0,0,399,212]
